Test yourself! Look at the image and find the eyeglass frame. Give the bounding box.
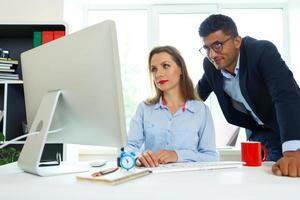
[199,36,233,56]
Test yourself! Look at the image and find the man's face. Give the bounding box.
[202,30,241,71]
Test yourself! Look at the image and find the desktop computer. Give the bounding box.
[18,20,127,176]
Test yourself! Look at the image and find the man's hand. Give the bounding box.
[272,150,300,177]
[155,149,178,164]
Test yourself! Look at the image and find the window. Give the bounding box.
[222,8,286,59]
[86,5,218,128]
[152,5,217,84]
[154,5,216,85]
[87,9,150,127]
[72,3,288,148]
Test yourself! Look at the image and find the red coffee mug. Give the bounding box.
[241,141,267,166]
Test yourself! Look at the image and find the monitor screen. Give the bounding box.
[20,20,127,148]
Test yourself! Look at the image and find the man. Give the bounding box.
[197,14,300,177]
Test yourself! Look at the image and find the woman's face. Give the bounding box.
[150,52,182,93]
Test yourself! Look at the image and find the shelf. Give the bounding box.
[1,141,25,145]
[0,23,66,141]
[0,80,23,84]
[0,23,66,38]
[0,22,67,164]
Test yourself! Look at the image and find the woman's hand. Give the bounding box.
[136,150,158,168]
[155,149,178,164]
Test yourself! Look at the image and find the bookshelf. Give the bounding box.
[0,22,67,162]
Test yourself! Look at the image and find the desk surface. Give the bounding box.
[1,162,299,200]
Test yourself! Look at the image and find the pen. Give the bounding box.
[91,167,119,177]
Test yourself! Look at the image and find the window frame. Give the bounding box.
[150,4,218,48]
[77,3,290,152]
[82,3,290,64]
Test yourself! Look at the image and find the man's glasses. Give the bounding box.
[199,37,232,56]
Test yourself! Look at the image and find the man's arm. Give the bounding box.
[196,72,213,101]
[258,41,300,177]
[259,41,300,143]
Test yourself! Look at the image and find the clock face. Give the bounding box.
[120,155,135,170]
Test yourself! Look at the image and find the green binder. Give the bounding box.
[33,31,42,47]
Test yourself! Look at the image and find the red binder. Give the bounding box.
[54,31,65,39]
[42,31,54,44]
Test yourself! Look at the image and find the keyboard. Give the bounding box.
[146,161,243,173]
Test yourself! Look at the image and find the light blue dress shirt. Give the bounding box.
[221,56,300,152]
[125,98,218,162]
[221,58,264,125]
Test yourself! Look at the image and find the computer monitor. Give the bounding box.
[18,20,127,176]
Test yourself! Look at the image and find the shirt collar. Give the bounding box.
[153,97,167,110]
[184,101,195,113]
[154,96,195,113]
[221,54,240,79]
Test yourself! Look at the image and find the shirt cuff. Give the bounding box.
[175,150,185,162]
[282,140,300,152]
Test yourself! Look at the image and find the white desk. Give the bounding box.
[1,162,299,200]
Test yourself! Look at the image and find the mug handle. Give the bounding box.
[261,144,268,161]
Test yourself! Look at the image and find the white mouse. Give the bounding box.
[90,160,107,167]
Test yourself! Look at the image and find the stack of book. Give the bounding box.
[0,58,19,80]
[33,30,65,47]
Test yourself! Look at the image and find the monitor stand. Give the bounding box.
[18,90,89,176]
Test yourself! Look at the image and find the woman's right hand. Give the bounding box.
[136,150,159,168]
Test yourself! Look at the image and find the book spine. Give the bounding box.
[0,63,12,67]
[53,31,65,39]
[42,31,54,44]
[33,31,42,47]
[0,58,18,65]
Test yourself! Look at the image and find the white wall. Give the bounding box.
[0,0,63,22]
[288,0,300,81]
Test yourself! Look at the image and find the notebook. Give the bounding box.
[76,168,151,185]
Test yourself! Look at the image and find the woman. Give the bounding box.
[126,46,218,167]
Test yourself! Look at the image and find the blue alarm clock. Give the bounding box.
[118,148,137,171]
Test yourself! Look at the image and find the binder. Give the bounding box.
[33,31,42,47]
[53,31,65,39]
[42,31,54,44]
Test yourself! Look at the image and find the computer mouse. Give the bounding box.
[90,160,107,167]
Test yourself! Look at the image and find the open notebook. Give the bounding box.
[77,168,151,185]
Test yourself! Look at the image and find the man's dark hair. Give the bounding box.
[199,14,238,37]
